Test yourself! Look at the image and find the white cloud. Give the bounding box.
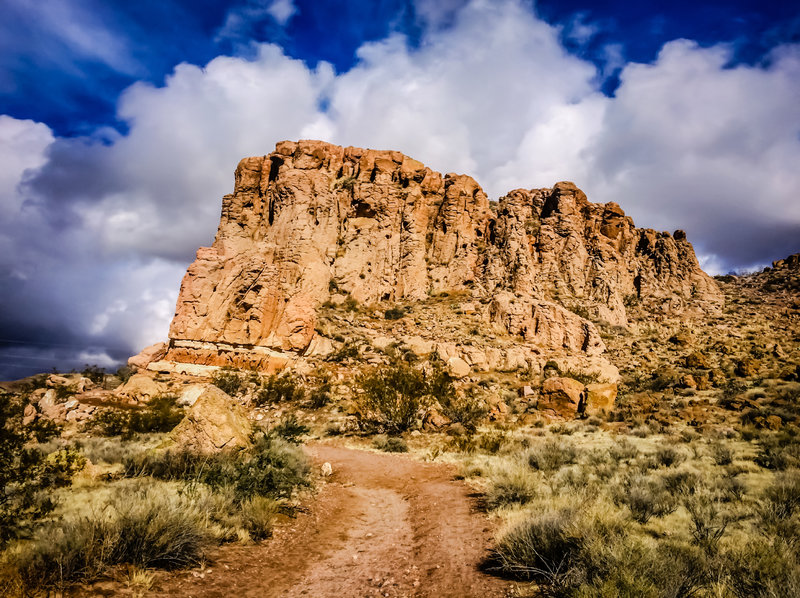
[216,0,298,42]
[581,40,800,264]
[2,0,799,376]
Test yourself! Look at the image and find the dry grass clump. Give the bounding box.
[2,480,212,594]
[479,425,800,596]
[0,426,310,595]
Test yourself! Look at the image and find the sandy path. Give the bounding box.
[150,442,514,597]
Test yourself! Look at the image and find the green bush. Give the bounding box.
[614,475,678,523]
[4,482,211,593]
[485,465,538,510]
[384,306,407,320]
[123,432,309,502]
[762,471,800,519]
[1,394,85,546]
[354,362,437,433]
[327,340,360,363]
[87,396,183,439]
[270,415,309,444]
[526,438,578,472]
[210,368,246,396]
[255,373,305,405]
[372,435,408,453]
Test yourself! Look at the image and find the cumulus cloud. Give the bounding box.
[2,0,799,377]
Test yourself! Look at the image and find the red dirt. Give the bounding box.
[148,442,516,597]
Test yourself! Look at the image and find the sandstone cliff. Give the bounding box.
[159,140,721,370]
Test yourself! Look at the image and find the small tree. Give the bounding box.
[355,363,432,433]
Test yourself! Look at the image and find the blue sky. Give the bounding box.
[1,0,799,378]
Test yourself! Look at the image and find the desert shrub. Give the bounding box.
[659,468,701,496]
[25,417,62,442]
[685,493,731,555]
[81,364,106,385]
[255,372,305,405]
[762,471,800,519]
[3,482,211,593]
[615,475,678,523]
[240,495,279,541]
[1,394,85,546]
[210,367,246,396]
[715,476,747,502]
[372,435,408,453]
[87,396,183,439]
[526,438,578,472]
[485,464,538,509]
[270,415,309,444]
[327,340,360,362]
[562,368,600,386]
[439,387,487,432]
[726,539,800,598]
[384,306,407,320]
[354,362,440,433]
[754,433,800,470]
[116,365,134,383]
[124,432,309,502]
[608,438,639,463]
[654,446,686,468]
[478,429,508,454]
[709,441,735,466]
[492,506,714,597]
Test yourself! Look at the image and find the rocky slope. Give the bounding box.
[155,140,721,372]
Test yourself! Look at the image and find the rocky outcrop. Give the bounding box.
[161,140,722,370]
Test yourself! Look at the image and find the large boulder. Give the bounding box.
[583,383,617,415]
[539,377,585,418]
[168,385,252,453]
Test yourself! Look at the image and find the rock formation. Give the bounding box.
[154,140,721,371]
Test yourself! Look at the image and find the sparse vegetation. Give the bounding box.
[86,395,184,438]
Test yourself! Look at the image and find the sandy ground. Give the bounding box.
[148,442,516,597]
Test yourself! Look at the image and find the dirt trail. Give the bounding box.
[151,442,515,597]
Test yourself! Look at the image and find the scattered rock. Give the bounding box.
[321,462,333,477]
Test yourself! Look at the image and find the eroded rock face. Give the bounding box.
[163,140,721,369]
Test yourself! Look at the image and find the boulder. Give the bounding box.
[128,342,168,370]
[735,357,761,377]
[539,377,585,418]
[115,373,165,402]
[684,351,711,369]
[168,385,252,453]
[175,384,213,407]
[446,357,471,379]
[583,383,617,415]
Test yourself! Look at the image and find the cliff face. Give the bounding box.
[163,140,722,370]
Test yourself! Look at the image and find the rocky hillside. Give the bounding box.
[154,140,720,373]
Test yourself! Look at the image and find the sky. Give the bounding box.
[0,0,799,379]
